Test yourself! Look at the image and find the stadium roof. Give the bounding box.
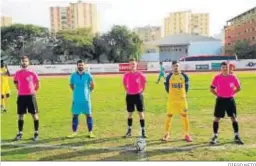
[157,33,220,46]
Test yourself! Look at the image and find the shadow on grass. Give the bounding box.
[1,146,57,158]
[1,139,235,161]
[1,136,71,144]
[58,136,125,147]
[146,139,185,146]
[100,141,234,161]
[38,143,134,161]
[1,136,128,157]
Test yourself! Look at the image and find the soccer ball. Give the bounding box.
[135,138,146,152]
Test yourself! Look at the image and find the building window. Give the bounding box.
[253,36,255,40]
[179,48,182,51]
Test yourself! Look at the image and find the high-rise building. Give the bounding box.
[133,26,162,42]
[164,11,209,37]
[224,7,256,54]
[1,16,12,27]
[50,7,71,33]
[50,1,98,33]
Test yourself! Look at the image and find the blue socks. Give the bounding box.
[72,115,79,132]
[72,115,93,132]
[87,116,93,132]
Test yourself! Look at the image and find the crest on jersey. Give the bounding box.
[26,76,33,82]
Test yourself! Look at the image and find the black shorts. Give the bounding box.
[214,97,236,118]
[126,93,144,112]
[17,95,38,115]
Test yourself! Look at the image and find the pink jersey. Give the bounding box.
[123,71,146,95]
[211,74,240,98]
[14,69,39,95]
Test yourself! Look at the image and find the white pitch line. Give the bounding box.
[1,142,84,150]
[1,142,256,151]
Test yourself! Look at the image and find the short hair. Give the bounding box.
[172,61,178,65]
[160,62,163,65]
[21,56,29,61]
[221,62,228,66]
[77,60,84,64]
[129,58,136,62]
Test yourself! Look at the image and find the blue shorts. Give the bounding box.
[71,101,92,115]
[159,72,165,77]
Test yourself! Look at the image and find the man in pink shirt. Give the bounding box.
[210,62,243,145]
[13,56,40,141]
[123,58,147,138]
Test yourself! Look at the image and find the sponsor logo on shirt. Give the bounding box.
[26,75,33,82]
[230,82,235,88]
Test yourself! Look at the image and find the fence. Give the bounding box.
[7,59,256,75]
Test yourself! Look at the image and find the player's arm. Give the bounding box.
[13,72,18,89]
[210,76,218,96]
[123,74,128,92]
[182,73,189,93]
[5,65,10,76]
[69,74,75,91]
[233,75,241,94]
[164,73,172,93]
[33,72,40,91]
[89,73,94,91]
[141,73,146,92]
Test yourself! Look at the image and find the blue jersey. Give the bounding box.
[70,72,93,103]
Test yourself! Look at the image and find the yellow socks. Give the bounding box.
[181,114,189,135]
[165,115,173,134]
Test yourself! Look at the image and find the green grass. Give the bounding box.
[1,72,256,161]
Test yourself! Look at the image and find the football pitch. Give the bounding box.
[1,72,256,161]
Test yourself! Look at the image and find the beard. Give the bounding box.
[21,64,28,68]
[78,68,84,72]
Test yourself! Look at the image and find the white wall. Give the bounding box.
[7,59,256,75]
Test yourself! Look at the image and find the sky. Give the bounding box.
[1,0,256,36]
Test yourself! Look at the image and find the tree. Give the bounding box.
[103,25,143,62]
[1,24,49,63]
[24,37,59,64]
[91,34,110,63]
[234,40,256,59]
[55,28,94,61]
[129,32,143,60]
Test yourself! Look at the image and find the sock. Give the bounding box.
[181,115,189,135]
[34,120,39,133]
[213,121,219,136]
[157,75,161,82]
[128,118,132,129]
[1,97,6,110]
[140,119,145,131]
[165,116,173,134]
[232,121,239,135]
[18,120,24,134]
[72,115,79,132]
[86,116,93,132]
